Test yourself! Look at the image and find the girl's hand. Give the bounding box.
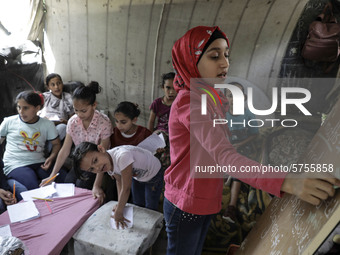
[92,186,105,204]
[41,157,53,170]
[40,176,52,187]
[281,173,340,205]
[112,209,130,229]
[0,189,16,205]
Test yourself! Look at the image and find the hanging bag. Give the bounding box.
[301,2,340,63]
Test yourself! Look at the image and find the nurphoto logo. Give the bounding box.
[199,83,312,128]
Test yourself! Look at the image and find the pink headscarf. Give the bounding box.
[171,26,230,117]
[171,26,230,92]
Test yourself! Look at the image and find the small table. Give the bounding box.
[0,187,100,255]
[73,201,164,255]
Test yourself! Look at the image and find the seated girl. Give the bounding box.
[0,91,66,190]
[40,82,112,204]
[39,73,74,147]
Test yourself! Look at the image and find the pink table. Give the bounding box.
[0,187,100,255]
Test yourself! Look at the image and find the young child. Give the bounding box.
[39,73,74,145]
[0,91,66,190]
[223,82,259,223]
[110,101,163,210]
[40,81,112,203]
[73,141,162,229]
[147,72,177,133]
[111,101,152,147]
[164,25,340,255]
[148,72,176,172]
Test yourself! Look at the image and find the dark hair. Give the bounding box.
[16,90,44,108]
[45,73,63,87]
[72,142,99,179]
[161,72,175,88]
[72,81,101,105]
[114,101,140,120]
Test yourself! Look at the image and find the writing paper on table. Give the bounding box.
[7,200,40,223]
[110,206,133,229]
[20,184,57,201]
[53,183,75,198]
[0,225,12,237]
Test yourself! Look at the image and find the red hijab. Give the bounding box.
[171,26,230,117]
[171,26,229,91]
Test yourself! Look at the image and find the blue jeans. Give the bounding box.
[7,163,67,190]
[131,169,163,211]
[163,197,213,255]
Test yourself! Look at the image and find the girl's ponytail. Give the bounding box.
[72,81,102,105]
[114,101,141,120]
[87,81,101,94]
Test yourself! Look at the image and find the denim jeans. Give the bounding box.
[163,197,213,255]
[7,163,67,190]
[131,169,164,211]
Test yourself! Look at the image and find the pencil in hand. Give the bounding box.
[13,181,16,199]
[43,173,60,186]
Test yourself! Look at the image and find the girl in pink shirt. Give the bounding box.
[41,81,112,204]
[164,26,340,255]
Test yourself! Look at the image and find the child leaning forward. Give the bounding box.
[72,142,162,229]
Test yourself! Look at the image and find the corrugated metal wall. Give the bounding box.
[44,0,309,125]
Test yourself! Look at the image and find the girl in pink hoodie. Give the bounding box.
[163,25,340,255]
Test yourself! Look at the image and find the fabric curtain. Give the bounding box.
[27,0,46,43]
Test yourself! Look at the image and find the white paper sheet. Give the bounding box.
[53,183,75,198]
[7,200,40,223]
[110,206,133,229]
[0,225,12,237]
[137,133,166,154]
[20,184,57,201]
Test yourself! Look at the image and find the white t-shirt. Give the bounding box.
[39,91,74,121]
[107,145,161,182]
[0,115,58,175]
